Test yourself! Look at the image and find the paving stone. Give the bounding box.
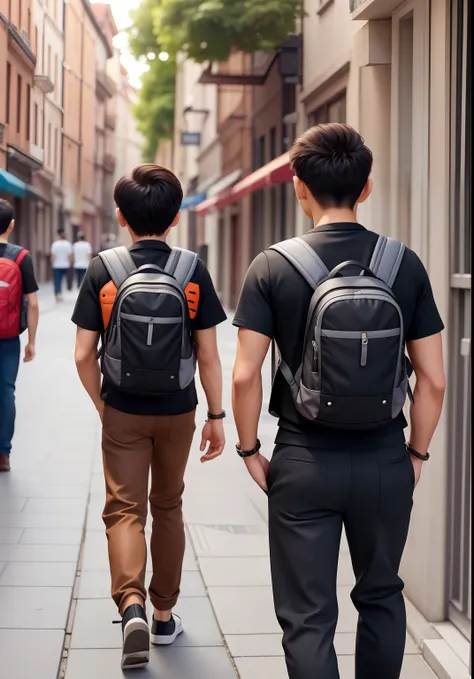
[208,585,358,635]
[78,569,206,599]
[183,490,265,526]
[235,656,288,679]
[0,562,4,576]
[0,543,80,562]
[70,597,224,649]
[20,527,83,545]
[0,585,72,629]
[199,556,272,587]
[0,512,85,529]
[0,561,77,587]
[0,497,27,513]
[22,497,87,514]
[0,527,24,544]
[65,647,237,679]
[188,524,269,558]
[0,629,65,679]
[0,483,89,499]
[81,530,198,572]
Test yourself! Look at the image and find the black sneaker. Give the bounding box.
[151,613,184,646]
[120,604,150,670]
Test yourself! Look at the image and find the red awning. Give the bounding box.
[195,153,293,216]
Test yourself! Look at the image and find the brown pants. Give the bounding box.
[102,405,195,613]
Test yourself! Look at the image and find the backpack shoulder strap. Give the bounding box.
[269,237,329,290]
[2,243,26,263]
[98,246,136,289]
[165,247,199,289]
[369,235,406,288]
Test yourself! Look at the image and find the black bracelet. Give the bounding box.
[406,443,430,462]
[207,410,226,420]
[236,439,261,458]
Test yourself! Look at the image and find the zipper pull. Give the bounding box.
[361,332,368,367]
[312,340,319,372]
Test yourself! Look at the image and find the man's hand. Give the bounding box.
[200,420,225,463]
[244,452,270,492]
[24,344,35,362]
[410,455,424,487]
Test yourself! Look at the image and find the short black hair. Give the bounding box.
[0,199,14,235]
[114,164,183,237]
[290,123,373,209]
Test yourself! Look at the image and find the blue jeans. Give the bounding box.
[0,337,21,456]
[53,268,68,296]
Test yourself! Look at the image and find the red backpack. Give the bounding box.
[0,244,29,339]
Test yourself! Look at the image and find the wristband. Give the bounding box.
[406,443,430,462]
[236,439,261,458]
[207,410,226,420]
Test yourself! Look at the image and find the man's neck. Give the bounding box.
[0,236,9,244]
[131,235,167,245]
[313,208,358,228]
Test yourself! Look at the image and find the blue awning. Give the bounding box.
[0,169,26,198]
[181,192,207,210]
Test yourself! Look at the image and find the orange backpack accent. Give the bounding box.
[100,280,200,330]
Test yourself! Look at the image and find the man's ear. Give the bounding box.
[358,178,373,205]
[7,219,15,235]
[293,176,308,202]
[116,208,127,228]
[170,210,181,228]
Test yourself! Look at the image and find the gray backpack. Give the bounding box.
[98,246,198,396]
[269,235,413,430]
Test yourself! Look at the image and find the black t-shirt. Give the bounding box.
[72,240,227,416]
[0,244,39,294]
[233,223,444,450]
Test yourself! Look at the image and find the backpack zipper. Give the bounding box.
[361,332,368,367]
[312,341,319,372]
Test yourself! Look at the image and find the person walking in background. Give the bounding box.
[0,199,39,473]
[232,124,446,679]
[72,232,92,288]
[72,164,227,670]
[51,228,72,301]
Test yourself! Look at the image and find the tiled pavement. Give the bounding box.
[0,291,440,679]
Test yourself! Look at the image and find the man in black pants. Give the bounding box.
[232,124,446,679]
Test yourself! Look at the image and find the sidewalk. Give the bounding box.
[0,298,440,678]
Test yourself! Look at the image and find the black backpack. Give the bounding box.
[269,234,413,430]
[98,245,198,396]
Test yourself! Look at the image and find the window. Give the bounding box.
[54,128,58,171]
[48,45,52,78]
[17,75,22,134]
[27,8,31,40]
[309,91,347,126]
[54,55,58,94]
[6,63,11,125]
[26,84,31,141]
[48,123,52,167]
[258,135,266,166]
[34,103,38,144]
[270,127,277,160]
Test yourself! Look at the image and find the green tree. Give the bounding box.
[133,56,176,162]
[155,0,303,62]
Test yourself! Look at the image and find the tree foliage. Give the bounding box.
[155,0,303,63]
[133,57,176,162]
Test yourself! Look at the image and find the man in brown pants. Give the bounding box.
[72,165,227,669]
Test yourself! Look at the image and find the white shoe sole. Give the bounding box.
[122,617,150,670]
[151,617,184,646]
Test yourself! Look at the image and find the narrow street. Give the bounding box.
[0,291,439,679]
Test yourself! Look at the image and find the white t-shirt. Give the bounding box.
[51,239,73,269]
[73,240,92,269]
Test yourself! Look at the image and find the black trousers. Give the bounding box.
[268,443,414,679]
